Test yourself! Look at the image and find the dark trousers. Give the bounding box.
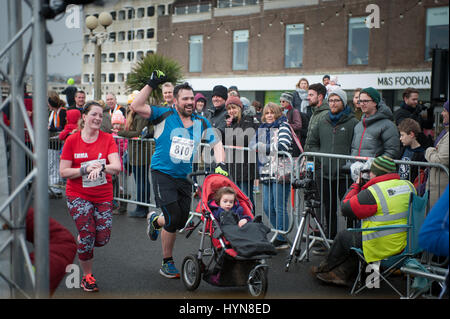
[322,230,362,279]
[321,178,348,239]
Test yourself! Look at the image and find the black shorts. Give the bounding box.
[151,169,192,207]
[152,170,192,232]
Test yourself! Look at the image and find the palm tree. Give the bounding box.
[126,53,184,104]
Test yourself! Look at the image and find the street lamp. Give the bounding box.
[85,12,112,100]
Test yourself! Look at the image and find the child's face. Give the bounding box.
[219,193,235,211]
[112,123,121,130]
[399,131,414,147]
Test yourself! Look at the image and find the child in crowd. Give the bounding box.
[58,109,81,141]
[398,118,427,186]
[208,186,252,227]
[111,111,128,214]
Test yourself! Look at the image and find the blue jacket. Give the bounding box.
[419,185,449,256]
[208,200,251,224]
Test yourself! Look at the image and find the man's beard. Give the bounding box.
[177,104,193,118]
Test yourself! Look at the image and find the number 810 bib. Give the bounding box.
[169,136,194,162]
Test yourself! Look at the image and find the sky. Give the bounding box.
[0,2,83,77]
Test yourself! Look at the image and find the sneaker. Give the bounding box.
[146,211,161,241]
[81,274,99,292]
[273,239,289,250]
[159,260,180,279]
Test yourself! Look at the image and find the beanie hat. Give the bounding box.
[370,156,397,176]
[194,92,207,105]
[225,95,243,109]
[280,92,294,105]
[212,85,228,101]
[240,97,250,108]
[328,87,347,106]
[111,110,125,125]
[360,87,381,105]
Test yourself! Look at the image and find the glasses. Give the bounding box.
[328,99,342,104]
[359,99,373,105]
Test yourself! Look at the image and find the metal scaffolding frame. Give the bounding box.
[0,0,49,298]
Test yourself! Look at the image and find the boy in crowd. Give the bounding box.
[397,118,426,184]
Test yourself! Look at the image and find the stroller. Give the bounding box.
[181,172,276,298]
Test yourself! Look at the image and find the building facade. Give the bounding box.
[81,0,174,101]
[157,0,449,107]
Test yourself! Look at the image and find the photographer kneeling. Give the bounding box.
[310,156,416,286]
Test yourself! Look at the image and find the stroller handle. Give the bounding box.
[186,170,210,185]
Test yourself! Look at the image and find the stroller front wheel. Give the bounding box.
[181,254,202,291]
[247,265,268,298]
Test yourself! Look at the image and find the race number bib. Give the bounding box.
[81,158,107,188]
[169,136,194,162]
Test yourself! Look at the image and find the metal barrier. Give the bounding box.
[294,152,449,241]
[47,135,448,248]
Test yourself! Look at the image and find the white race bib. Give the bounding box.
[81,158,107,188]
[169,136,194,162]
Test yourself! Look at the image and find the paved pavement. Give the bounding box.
[49,194,408,301]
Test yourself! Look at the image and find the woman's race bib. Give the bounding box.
[81,158,107,188]
[169,136,194,162]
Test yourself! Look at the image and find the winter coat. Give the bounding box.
[206,104,227,136]
[350,101,400,159]
[59,109,81,141]
[393,102,433,129]
[306,106,358,180]
[224,114,259,182]
[304,101,330,151]
[117,112,154,166]
[249,116,293,180]
[425,130,449,207]
[292,89,311,117]
[208,199,251,224]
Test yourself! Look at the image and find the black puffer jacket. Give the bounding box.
[224,115,259,182]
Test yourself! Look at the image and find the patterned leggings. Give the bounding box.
[66,196,113,261]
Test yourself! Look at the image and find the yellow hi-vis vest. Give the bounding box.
[362,179,416,263]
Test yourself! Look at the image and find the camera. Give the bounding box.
[292,169,320,208]
[292,169,315,190]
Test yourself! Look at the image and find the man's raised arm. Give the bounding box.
[130,70,167,119]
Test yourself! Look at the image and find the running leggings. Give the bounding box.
[66,196,113,261]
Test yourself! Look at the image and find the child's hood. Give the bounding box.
[66,109,81,124]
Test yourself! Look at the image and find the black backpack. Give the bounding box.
[299,111,310,147]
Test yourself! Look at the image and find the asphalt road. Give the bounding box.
[49,194,406,301]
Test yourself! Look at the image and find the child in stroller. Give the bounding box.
[209,186,252,228]
[181,173,275,298]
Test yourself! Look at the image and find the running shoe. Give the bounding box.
[81,274,99,292]
[159,260,180,279]
[146,211,161,241]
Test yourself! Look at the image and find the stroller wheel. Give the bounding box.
[247,265,268,298]
[181,255,202,291]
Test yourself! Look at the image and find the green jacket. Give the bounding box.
[304,101,330,150]
[305,107,358,180]
[117,113,154,166]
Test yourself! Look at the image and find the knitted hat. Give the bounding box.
[328,87,347,106]
[212,85,228,101]
[280,92,294,105]
[360,87,381,105]
[370,156,397,176]
[225,95,243,109]
[194,92,207,104]
[111,110,125,125]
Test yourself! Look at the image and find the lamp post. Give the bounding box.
[85,12,112,100]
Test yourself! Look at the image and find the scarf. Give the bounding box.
[296,88,309,113]
[329,105,350,126]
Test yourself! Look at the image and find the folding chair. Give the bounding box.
[348,191,429,297]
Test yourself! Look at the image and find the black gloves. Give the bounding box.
[147,70,167,90]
